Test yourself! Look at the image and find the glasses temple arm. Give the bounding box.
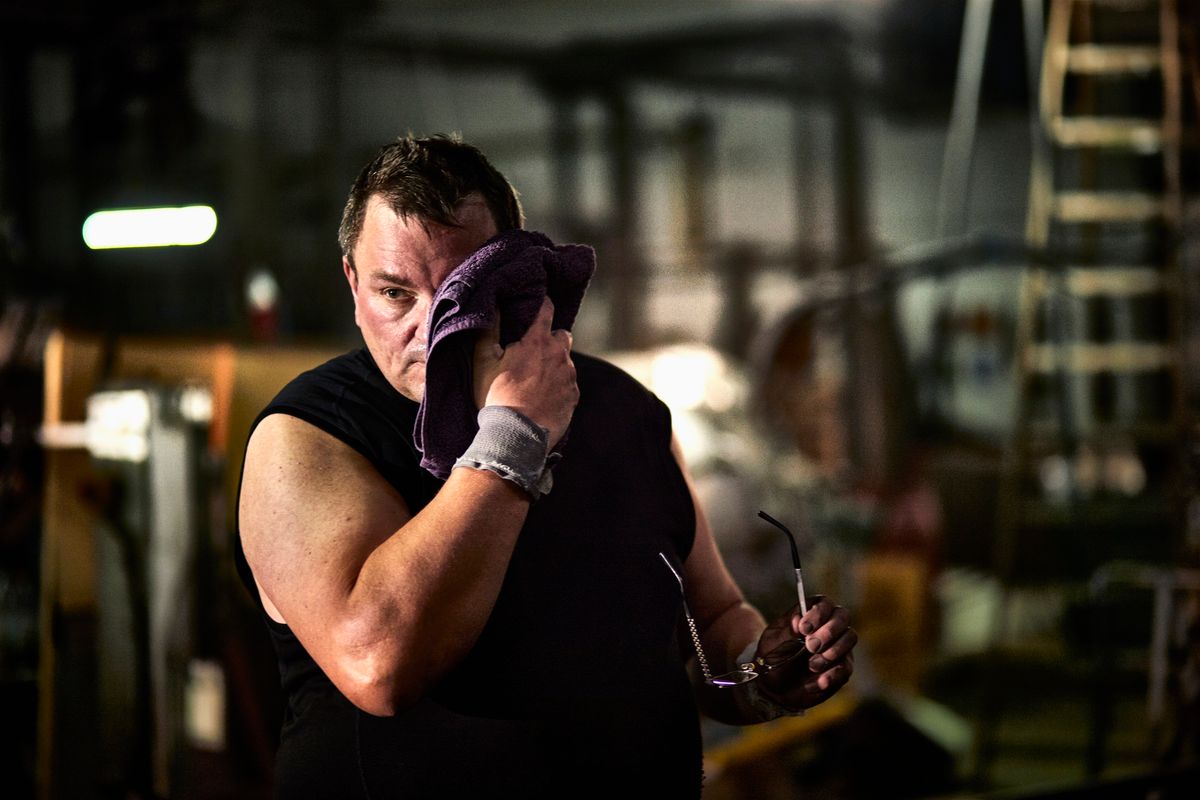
[757,511,809,616]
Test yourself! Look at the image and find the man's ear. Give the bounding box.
[343,256,362,327]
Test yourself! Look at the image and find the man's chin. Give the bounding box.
[395,363,425,402]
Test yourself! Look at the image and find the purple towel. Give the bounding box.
[415,229,595,479]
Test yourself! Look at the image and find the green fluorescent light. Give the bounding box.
[82,205,217,249]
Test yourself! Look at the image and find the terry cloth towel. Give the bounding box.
[414,229,595,479]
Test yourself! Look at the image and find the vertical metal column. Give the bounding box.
[604,86,645,350]
[829,48,876,480]
[937,0,995,239]
[550,91,582,240]
[713,243,756,359]
[0,43,33,265]
[318,11,345,250]
[146,397,197,798]
[790,96,817,276]
[90,386,211,798]
[679,111,715,265]
[830,65,870,270]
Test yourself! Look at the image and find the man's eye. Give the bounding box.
[382,288,410,301]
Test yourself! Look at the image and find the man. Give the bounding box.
[237,134,856,796]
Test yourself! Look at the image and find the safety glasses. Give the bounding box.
[660,511,810,687]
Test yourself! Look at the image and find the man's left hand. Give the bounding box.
[755,596,857,711]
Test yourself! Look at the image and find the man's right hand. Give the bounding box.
[472,296,578,448]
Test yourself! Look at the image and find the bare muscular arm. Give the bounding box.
[671,435,768,724]
[674,436,856,723]
[240,299,576,716]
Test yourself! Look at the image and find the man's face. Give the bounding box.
[344,193,499,401]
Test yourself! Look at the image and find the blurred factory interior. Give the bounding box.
[1,0,1199,797]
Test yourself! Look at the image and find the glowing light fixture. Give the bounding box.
[650,345,739,413]
[82,205,217,249]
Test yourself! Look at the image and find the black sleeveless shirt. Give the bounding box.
[235,348,701,798]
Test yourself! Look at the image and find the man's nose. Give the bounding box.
[411,298,431,346]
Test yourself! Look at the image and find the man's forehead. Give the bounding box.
[365,192,493,234]
[354,193,497,279]
[365,269,417,286]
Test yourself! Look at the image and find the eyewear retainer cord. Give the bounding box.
[658,552,714,683]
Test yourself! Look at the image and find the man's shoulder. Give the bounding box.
[571,351,672,429]
[258,347,417,445]
[272,348,405,411]
[572,351,652,398]
[255,347,427,496]
[277,348,370,396]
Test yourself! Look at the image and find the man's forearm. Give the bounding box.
[332,467,532,714]
[692,601,767,725]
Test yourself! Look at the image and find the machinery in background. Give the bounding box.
[85,384,224,798]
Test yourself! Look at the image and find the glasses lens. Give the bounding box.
[707,640,810,687]
[761,638,808,669]
[709,669,758,687]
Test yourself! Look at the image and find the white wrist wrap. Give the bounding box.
[453,406,555,499]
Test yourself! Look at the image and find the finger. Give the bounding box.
[534,296,556,330]
[805,605,851,653]
[473,327,502,370]
[552,328,573,351]
[807,628,858,672]
[800,653,853,693]
[794,596,832,636]
[476,317,501,348]
[769,651,854,710]
[808,660,852,694]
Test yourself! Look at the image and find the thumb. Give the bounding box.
[477,318,502,357]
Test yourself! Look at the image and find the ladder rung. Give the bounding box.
[1053,192,1164,222]
[1051,117,1164,151]
[1084,0,1161,10]
[1027,343,1173,373]
[1062,266,1166,296]
[1066,45,1161,75]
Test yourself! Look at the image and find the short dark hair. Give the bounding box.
[338,134,523,265]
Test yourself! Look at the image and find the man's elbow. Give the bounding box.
[331,626,428,716]
[339,681,406,717]
[336,655,428,717]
